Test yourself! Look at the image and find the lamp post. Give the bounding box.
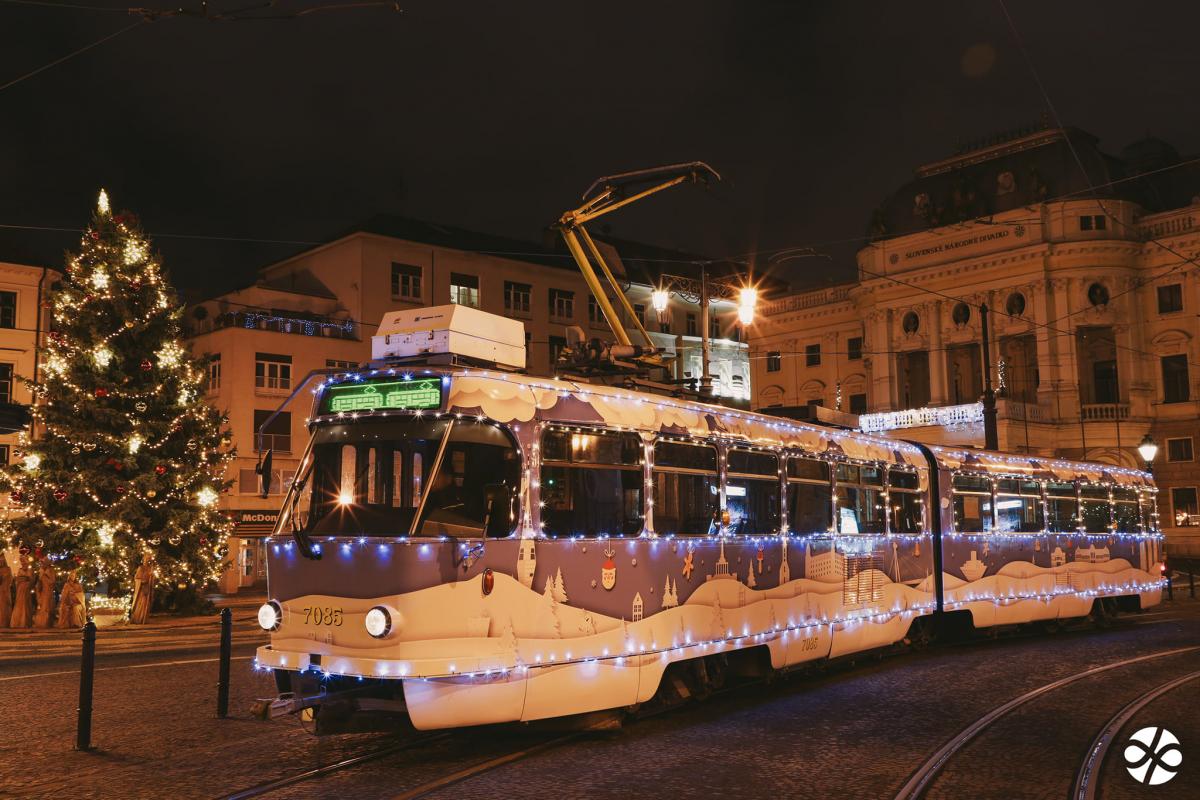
[653,270,757,397]
[1138,433,1158,473]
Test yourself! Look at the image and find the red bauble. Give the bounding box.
[115,485,127,494]
[74,555,84,563]
[155,464,167,475]
[94,387,108,398]
[9,491,23,504]
[140,359,152,371]
[199,537,208,546]
[89,231,99,240]
[130,281,142,290]
[53,489,68,502]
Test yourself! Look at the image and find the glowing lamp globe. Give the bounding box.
[1137,434,1158,466]
[651,288,670,313]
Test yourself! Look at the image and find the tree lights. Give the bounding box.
[0,191,234,597]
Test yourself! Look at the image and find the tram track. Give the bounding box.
[891,645,1200,800]
[1071,668,1200,800]
[217,732,452,800]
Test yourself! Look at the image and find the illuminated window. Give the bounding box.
[653,440,719,536]
[450,273,479,307]
[541,428,643,537]
[726,449,780,535]
[205,355,221,393]
[787,456,832,533]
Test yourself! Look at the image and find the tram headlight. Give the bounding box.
[258,600,282,632]
[365,606,392,639]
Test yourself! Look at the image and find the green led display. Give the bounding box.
[322,378,443,413]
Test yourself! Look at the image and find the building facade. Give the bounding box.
[188,218,754,592]
[750,126,1200,548]
[0,261,56,473]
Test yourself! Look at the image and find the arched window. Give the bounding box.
[902,311,920,334]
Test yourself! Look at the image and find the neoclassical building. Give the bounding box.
[750,126,1200,542]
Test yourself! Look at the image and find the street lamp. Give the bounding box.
[1138,434,1158,472]
[654,272,758,397]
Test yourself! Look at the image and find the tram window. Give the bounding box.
[653,440,719,535]
[1140,492,1158,531]
[1114,487,1139,531]
[304,418,520,537]
[788,457,830,482]
[788,456,832,533]
[996,477,1043,533]
[952,474,993,533]
[889,468,923,534]
[541,429,643,537]
[655,441,718,471]
[1081,498,1113,533]
[1047,481,1078,532]
[727,449,780,535]
[836,463,884,533]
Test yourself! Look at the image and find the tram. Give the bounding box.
[252,310,1165,733]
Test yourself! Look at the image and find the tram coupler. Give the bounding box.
[250,691,324,720]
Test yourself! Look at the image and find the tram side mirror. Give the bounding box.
[483,483,514,538]
[258,450,274,498]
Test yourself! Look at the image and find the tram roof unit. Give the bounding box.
[928,445,1153,490]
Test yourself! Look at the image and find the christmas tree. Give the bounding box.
[0,191,234,606]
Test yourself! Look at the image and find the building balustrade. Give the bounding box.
[760,286,851,315]
[188,309,357,340]
[1080,403,1130,421]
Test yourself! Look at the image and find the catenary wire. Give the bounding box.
[0,17,147,94]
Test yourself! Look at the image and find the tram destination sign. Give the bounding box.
[321,377,443,414]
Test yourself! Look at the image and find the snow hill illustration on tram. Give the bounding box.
[251,303,1165,734]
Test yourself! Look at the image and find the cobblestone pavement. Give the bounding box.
[0,600,1196,800]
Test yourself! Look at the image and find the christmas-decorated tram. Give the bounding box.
[253,343,1163,733]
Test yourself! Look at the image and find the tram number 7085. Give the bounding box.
[302,607,344,627]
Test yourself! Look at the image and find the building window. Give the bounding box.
[902,311,920,334]
[239,468,294,495]
[709,314,720,341]
[550,289,574,320]
[686,313,697,337]
[205,355,221,393]
[549,335,566,367]
[253,409,291,453]
[254,352,292,391]
[1006,292,1026,317]
[0,445,8,464]
[0,292,14,329]
[766,352,782,372]
[0,363,13,403]
[632,303,647,328]
[1087,282,1110,307]
[1079,214,1107,231]
[1162,355,1190,403]
[952,302,971,326]
[1157,284,1183,314]
[390,263,422,301]
[1172,487,1199,527]
[849,393,868,414]
[847,337,863,360]
[325,359,356,371]
[1167,437,1194,462]
[805,344,821,367]
[504,281,532,315]
[587,296,603,326]
[450,273,479,307]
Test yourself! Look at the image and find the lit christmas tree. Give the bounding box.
[0,191,234,609]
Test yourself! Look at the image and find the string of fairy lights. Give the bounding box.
[0,191,234,589]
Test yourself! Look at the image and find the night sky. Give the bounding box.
[3,1,1199,297]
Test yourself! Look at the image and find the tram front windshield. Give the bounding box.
[287,417,520,537]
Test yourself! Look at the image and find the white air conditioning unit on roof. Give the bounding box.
[372,304,526,370]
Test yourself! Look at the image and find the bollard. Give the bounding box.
[76,620,96,751]
[217,607,232,718]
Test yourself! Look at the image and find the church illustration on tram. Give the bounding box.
[250,304,1165,733]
